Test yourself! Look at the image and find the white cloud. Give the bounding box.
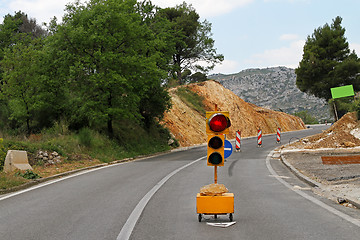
[3,0,252,24]
[246,39,305,69]
[210,59,241,74]
[151,0,254,18]
[350,43,360,56]
[279,34,299,41]
[7,0,81,24]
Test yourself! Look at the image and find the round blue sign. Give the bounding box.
[224,140,233,159]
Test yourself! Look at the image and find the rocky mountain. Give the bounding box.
[210,67,330,121]
[163,80,305,147]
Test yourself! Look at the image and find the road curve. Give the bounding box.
[1,125,360,240]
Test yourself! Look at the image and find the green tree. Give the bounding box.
[157,2,223,85]
[296,16,360,101]
[52,0,171,136]
[2,40,44,134]
[0,12,49,134]
[293,110,318,124]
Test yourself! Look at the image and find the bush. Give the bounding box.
[293,111,319,124]
[349,99,360,120]
[329,97,355,120]
[0,138,6,171]
[78,128,92,148]
[15,170,41,179]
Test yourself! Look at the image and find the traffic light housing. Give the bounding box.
[207,134,224,166]
[206,111,231,135]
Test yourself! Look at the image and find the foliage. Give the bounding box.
[157,2,223,84]
[0,171,27,190]
[176,87,205,114]
[49,0,171,136]
[350,99,360,120]
[329,97,355,120]
[0,138,5,171]
[293,111,319,124]
[78,128,93,148]
[0,1,217,177]
[0,12,56,135]
[296,16,360,101]
[15,170,41,179]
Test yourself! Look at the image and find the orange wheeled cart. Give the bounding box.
[196,193,234,222]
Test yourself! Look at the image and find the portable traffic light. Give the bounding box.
[206,111,231,135]
[207,134,224,166]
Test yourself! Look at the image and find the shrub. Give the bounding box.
[0,138,6,171]
[78,128,93,148]
[293,111,319,124]
[15,170,41,179]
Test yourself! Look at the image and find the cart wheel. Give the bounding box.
[198,214,202,222]
[229,213,233,222]
[214,214,217,219]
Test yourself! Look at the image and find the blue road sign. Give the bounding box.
[224,140,233,159]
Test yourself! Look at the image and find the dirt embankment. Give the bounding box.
[284,112,360,150]
[163,80,305,147]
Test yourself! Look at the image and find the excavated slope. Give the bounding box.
[163,80,306,147]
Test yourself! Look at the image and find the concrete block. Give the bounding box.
[4,150,33,172]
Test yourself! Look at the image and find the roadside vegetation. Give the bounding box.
[0,1,222,190]
[0,121,176,190]
[176,87,206,115]
[293,111,319,124]
[296,16,360,121]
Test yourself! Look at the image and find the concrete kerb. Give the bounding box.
[0,151,174,195]
[273,145,360,210]
[0,127,314,196]
[1,142,216,196]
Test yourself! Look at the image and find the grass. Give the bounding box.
[176,87,206,115]
[0,171,28,190]
[0,121,176,191]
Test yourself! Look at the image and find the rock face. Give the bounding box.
[163,80,306,147]
[210,67,330,121]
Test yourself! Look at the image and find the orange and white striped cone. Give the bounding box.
[276,128,281,143]
[235,130,241,152]
[257,129,262,147]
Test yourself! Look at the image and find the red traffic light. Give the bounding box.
[208,113,230,132]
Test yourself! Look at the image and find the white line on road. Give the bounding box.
[0,163,124,202]
[266,150,360,228]
[116,156,206,240]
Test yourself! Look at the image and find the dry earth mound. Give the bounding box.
[163,80,305,147]
[285,112,360,149]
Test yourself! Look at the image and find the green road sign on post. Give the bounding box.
[331,85,355,99]
[330,85,355,121]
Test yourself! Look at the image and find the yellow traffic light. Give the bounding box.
[207,134,224,166]
[206,111,231,135]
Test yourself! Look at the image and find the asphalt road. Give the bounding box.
[1,125,360,240]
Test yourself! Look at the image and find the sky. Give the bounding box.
[0,0,359,74]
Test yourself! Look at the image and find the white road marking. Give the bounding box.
[269,175,291,179]
[116,156,206,240]
[0,163,120,202]
[206,222,236,228]
[266,150,360,227]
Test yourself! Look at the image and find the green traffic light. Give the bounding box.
[208,152,222,165]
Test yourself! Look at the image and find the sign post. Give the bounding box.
[331,85,355,121]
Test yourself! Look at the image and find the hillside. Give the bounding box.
[210,67,330,121]
[163,80,305,147]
